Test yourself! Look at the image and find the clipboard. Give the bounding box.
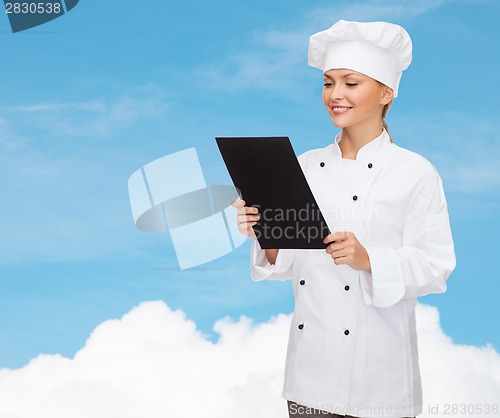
[216,136,330,249]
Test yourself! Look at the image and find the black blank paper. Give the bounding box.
[216,136,330,249]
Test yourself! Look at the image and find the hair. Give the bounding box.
[381,101,394,143]
[379,81,394,143]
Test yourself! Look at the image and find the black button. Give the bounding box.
[320,162,325,167]
[368,163,373,169]
[344,285,350,291]
[300,280,306,285]
[344,329,350,336]
[352,195,358,201]
[298,324,304,330]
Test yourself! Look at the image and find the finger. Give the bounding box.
[231,199,245,208]
[325,242,341,254]
[238,221,258,236]
[237,206,258,214]
[331,254,349,265]
[238,217,259,228]
[237,214,260,225]
[325,242,347,255]
[329,244,358,262]
[323,232,345,244]
[238,220,258,230]
[323,233,336,244]
[323,231,353,243]
[238,208,259,218]
[332,231,354,240]
[246,206,259,214]
[237,212,260,221]
[323,235,331,244]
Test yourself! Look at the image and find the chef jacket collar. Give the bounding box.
[332,127,391,161]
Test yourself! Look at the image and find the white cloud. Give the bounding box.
[199,36,308,98]
[1,90,169,138]
[197,0,470,96]
[416,304,500,416]
[0,301,498,418]
[0,88,172,264]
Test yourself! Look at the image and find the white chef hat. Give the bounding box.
[308,20,412,98]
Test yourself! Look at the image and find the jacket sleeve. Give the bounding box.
[359,169,456,308]
[250,239,293,282]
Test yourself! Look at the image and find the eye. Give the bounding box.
[323,82,333,87]
[346,83,358,87]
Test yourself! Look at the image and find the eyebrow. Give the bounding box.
[323,73,358,79]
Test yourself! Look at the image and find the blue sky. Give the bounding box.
[0,0,499,369]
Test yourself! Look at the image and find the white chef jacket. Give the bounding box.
[250,128,456,418]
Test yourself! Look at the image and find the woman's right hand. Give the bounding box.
[231,199,279,265]
[231,199,260,239]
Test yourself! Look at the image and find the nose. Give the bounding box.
[329,84,344,102]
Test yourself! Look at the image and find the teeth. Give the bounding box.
[333,107,350,112]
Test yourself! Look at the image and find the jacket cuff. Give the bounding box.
[359,246,405,308]
[250,239,292,281]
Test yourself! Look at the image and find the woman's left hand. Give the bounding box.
[323,231,372,273]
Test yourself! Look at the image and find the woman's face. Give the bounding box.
[322,68,392,129]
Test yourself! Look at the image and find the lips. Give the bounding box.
[331,106,352,115]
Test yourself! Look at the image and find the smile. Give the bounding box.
[332,107,352,115]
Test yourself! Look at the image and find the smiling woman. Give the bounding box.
[322,69,394,156]
[233,19,456,418]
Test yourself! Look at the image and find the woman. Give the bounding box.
[233,20,456,418]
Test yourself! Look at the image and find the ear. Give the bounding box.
[380,85,394,105]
